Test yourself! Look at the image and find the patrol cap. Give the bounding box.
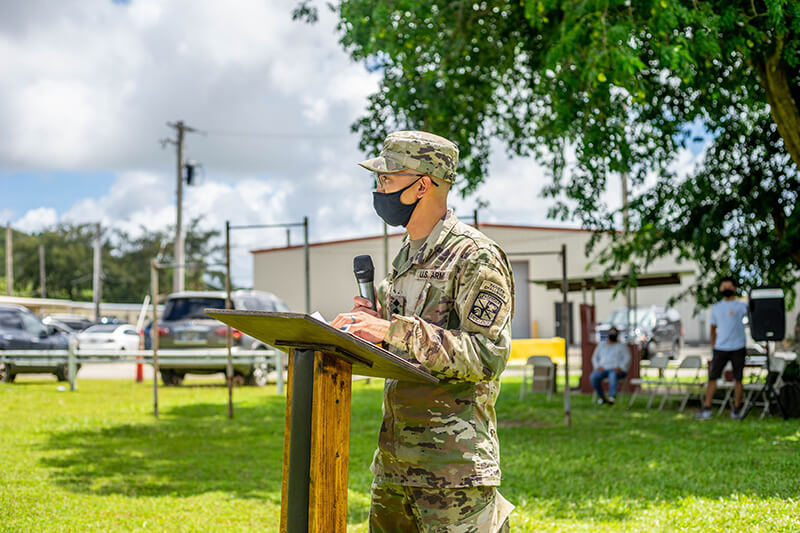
[358,130,459,184]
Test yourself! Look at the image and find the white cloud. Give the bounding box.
[14,207,59,233]
[0,0,584,288]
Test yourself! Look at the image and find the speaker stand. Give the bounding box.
[740,343,788,421]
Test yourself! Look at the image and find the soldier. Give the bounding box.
[331,131,515,532]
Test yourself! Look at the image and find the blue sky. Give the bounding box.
[0,0,704,285]
[2,171,114,220]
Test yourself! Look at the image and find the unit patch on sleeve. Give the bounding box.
[468,291,503,327]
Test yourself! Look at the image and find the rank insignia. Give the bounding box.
[389,293,406,316]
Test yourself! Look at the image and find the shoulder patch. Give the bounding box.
[479,279,508,303]
[468,291,503,327]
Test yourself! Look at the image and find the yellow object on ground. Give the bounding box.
[509,337,566,365]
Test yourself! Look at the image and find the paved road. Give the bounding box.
[20,344,719,382]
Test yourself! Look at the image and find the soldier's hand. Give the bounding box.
[331,311,390,344]
[352,296,381,318]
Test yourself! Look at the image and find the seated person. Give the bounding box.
[590,327,631,405]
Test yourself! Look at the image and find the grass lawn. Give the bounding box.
[1,376,798,532]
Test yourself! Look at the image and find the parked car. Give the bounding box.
[596,305,683,359]
[0,305,72,382]
[42,316,78,340]
[43,313,95,332]
[143,290,289,386]
[77,324,140,352]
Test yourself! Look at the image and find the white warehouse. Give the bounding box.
[251,219,797,345]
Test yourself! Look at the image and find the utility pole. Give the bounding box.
[225,220,234,419]
[92,223,102,322]
[39,244,46,298]
[5,223,11,296]
[165,120,198,294]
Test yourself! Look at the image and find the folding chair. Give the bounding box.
[715,361,765,415]
[520,355,555,401]
[676,356,705,412]
[742,356,788,419]
[659,355,703,410]
[628,354,670,408]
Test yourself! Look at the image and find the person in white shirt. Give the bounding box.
[590,327,631,405]
[695,276,749,420]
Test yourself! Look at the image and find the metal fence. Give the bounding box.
[0,347,285,395]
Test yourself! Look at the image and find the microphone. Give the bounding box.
[353,255,376,311]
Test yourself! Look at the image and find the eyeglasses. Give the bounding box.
[375,173,440,189]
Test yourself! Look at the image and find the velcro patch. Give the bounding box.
[389,292,406,316]
[479,280,508,302]
[468,291,503,327]
[415,269,453,282]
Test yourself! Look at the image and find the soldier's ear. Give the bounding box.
[418,176,433,197]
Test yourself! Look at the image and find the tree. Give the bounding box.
[294,0,800,304]
[1,219,225,304]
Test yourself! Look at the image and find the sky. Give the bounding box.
[0,0,703,288]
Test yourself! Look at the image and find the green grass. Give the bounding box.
[1,377,798,532]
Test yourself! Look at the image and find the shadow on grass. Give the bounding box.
[38,383,385,524]
[36,379,799,525]
[498,381,800,521]
[40,399,288,503]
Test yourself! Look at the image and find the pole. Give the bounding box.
[5,223,12,296]
[473,208,479,228]
[68,338,77,391]
[151,261,160,418]
[383,221,389,278]
[39,244,46,298]
[93,223,102,322]
[303,216,310,314]
[286,228,291,247]
[174,122,185,294]
[621,171,631,342]
[561,243,571,427]
[225,221,234,419]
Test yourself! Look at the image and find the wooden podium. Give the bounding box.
[205,310,437,533]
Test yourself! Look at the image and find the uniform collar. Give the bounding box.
[392,210,458,277]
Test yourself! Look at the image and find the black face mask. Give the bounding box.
[608,333,619,342]
[373,177,422,227]
[721,289,736,298]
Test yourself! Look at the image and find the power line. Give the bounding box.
[201,128,348,140]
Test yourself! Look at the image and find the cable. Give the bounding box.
[201,129,349,140]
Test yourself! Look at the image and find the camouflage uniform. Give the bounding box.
[359,131,515,532]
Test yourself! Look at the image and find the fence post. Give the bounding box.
[68,340,77,391]
[275,350,284,395]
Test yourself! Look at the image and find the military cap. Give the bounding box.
[358,130,459,184]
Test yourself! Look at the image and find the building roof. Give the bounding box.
[534,271,694,292]
[250,222,589,255]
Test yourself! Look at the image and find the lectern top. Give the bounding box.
[205,309,438,384]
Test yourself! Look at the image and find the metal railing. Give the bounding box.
[0,347,285,395]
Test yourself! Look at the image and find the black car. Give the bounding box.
[0,305,72,382]
[596,305,683,359]
[143,290,289,386]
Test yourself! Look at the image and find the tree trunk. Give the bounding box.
[757,37,800,171]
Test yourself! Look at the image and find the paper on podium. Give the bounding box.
[205,309,438,384]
